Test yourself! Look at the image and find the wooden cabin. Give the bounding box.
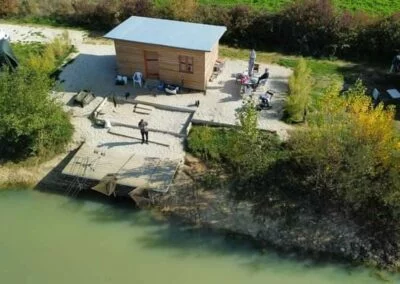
[104,16,226,91]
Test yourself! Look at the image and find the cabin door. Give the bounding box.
[144,51,159,79]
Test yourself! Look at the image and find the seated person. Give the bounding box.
[257,68,269,84]
[240,74,250,85]
[259,91,273,107]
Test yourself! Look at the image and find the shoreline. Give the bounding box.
[151,155,400,272]
[1,149,399,272]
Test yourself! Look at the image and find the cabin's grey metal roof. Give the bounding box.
[104,16,226,52]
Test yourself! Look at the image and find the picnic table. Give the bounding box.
[387,89,400,99]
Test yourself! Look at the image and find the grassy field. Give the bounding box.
[198,0,400,15]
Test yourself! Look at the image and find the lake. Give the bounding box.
[0,190,394,283]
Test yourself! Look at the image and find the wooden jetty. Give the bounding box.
[62,143,181,195]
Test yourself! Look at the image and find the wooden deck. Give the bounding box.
[62,144,181,193]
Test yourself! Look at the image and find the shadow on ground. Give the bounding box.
[59,53,134,97]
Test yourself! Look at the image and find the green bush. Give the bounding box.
[24,32,72,75]
[285,58,312,123]
[285,81,400,219]
[0,0,18,17]
[187,126,233,161]
[3,0,400,60]
[191,81,400,230]
[12,42,45,62]
[0,38,74,162]
[0,68,73,161]
[188,123,283,176]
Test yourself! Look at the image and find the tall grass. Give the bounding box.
[24,31,72,74]
[285,58,313,123]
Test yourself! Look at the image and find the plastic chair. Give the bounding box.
[133,72,143,88]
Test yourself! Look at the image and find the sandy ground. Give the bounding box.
[0,23,86,46]
[54,92,186,160]
[99,101,191,135]
[59,44,123,96]
[132,61,293,138]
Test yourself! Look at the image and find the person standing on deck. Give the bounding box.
[138,119,149,144]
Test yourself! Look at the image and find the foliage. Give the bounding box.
[285,58,313,123]
[12,42,45,64]
[278,0,339,56]
[0,68,73,160]
[200,171,224,190]
[220,45,397,101]
[0,37,74,161]
[118,0,155,19]
[190,79,400,245]
[188,125,283,174]
[10,0,400,16]
[23,32,72,74]
[224,5,253,46]
[356,15,400,60]
[159,0,198,21]
[69,0,120,30]
[187,126,232,161]
[0,0,18,17]
[3,0,400,61]
[188,98,284,177]
[198,0,400,15]
[288,81,400,220]
[236,99,258,143]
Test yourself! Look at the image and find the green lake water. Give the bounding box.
[0,190,396,283]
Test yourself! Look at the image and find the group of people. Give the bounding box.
[239,67,273,109]
[240,68,270,99]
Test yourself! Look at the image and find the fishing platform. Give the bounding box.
[62,143,181,200]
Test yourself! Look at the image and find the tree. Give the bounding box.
[278,0,338,56]
[0,0,19,17]
[288,81,400,217]
[119,0,154,20]
[285,58,313,123]
[162,0,198,21]
[236,98,258,144]
[0,68,73,160]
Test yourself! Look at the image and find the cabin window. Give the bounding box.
[179,55,193,73]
